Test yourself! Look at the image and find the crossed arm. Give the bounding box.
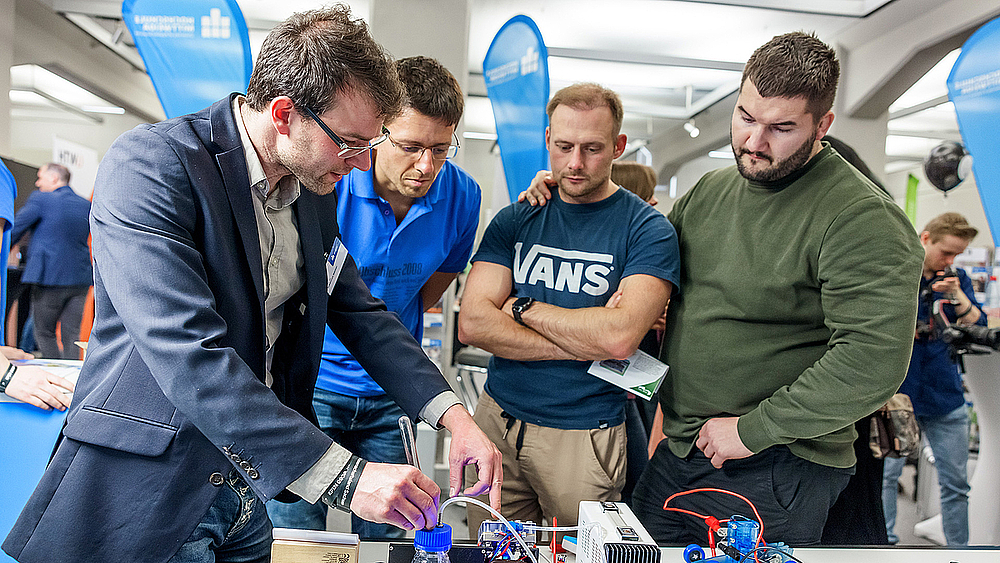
[458,260,672,361]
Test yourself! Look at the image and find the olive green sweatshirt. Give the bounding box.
[661,144,923,468]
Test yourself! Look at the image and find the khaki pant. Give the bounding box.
[465,391,626,541]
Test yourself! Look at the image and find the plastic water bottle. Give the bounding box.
[413,523,452,563]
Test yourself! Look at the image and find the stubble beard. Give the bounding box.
[556,170,609,201]
[276,140,341,196]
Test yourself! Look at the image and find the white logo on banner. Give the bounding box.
[954,69,1000,97]
[485,47,540,86]
[521,46,539,75]
[485,60,519,86]
[201,8,232,39]
[132,14,195,37]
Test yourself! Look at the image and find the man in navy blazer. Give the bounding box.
[10,163,92,359]
[3,7,500,563]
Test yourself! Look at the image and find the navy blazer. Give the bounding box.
[3,95,451,563]
[11,185,92,286]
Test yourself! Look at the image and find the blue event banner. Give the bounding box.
[948,15,1000,247]
[483,15,550,204]
[122,0,252,119]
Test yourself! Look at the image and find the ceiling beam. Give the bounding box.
[887,129,962,141]
[62,12,145,72]
[888,95,950,120]
[546,47,743,72]
[837,0,1000,119]
[674,0,887,17]
[48,0,120,19]
[10,86,104,123]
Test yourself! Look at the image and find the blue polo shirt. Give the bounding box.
[315,160,481,396]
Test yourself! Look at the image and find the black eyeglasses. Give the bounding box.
[387,133,461,161]
[300,106,390,158]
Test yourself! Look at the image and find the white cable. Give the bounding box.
[438,496,539,563]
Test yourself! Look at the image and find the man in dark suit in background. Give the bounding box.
[10,163,92,359]
[3,6,500,563]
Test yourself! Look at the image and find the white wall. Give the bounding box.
[456,137,501,242]
[8,109,147,169]
[5,0,162,168]
[657,153,730,216]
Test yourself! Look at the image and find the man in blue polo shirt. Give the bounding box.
[267,56,480,538]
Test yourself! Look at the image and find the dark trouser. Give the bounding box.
[31,285,89,359]
[820,417,888,545]
[621,397,649,506]
[632,441,852,546]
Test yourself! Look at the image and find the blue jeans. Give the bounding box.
[882,404,970,545]
[266,388,409,539]
[169,471,272,563]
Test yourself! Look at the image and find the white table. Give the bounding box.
[358,542,1000,563]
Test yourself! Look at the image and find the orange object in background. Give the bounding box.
[77,286,94,359]
[75,232,94,359]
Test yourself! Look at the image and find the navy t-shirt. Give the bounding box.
[473,187,680,429]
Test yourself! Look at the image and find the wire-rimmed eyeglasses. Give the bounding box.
[387,133,461,161]
[301,106,389,159]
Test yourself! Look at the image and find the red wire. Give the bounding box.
[662,487,766,562]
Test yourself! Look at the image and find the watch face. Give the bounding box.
[513,297,534,324]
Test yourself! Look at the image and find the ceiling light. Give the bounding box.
[82,105,126,115]
[463,131,498,141]
[684,119,700,138]
[10,64,124,118]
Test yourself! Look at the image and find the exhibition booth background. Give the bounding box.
[3,0,1000,554]
[2,0,999,244]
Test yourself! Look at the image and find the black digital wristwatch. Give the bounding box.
[511,296,536,326]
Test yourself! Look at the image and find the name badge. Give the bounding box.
[326,238,349,295]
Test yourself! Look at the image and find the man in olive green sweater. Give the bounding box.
[632,32,923,546]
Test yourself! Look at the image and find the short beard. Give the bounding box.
[734,131,816,183]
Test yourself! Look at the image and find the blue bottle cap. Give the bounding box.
[415,523,452,552]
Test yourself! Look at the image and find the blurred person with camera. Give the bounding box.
[882,212,984,546]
